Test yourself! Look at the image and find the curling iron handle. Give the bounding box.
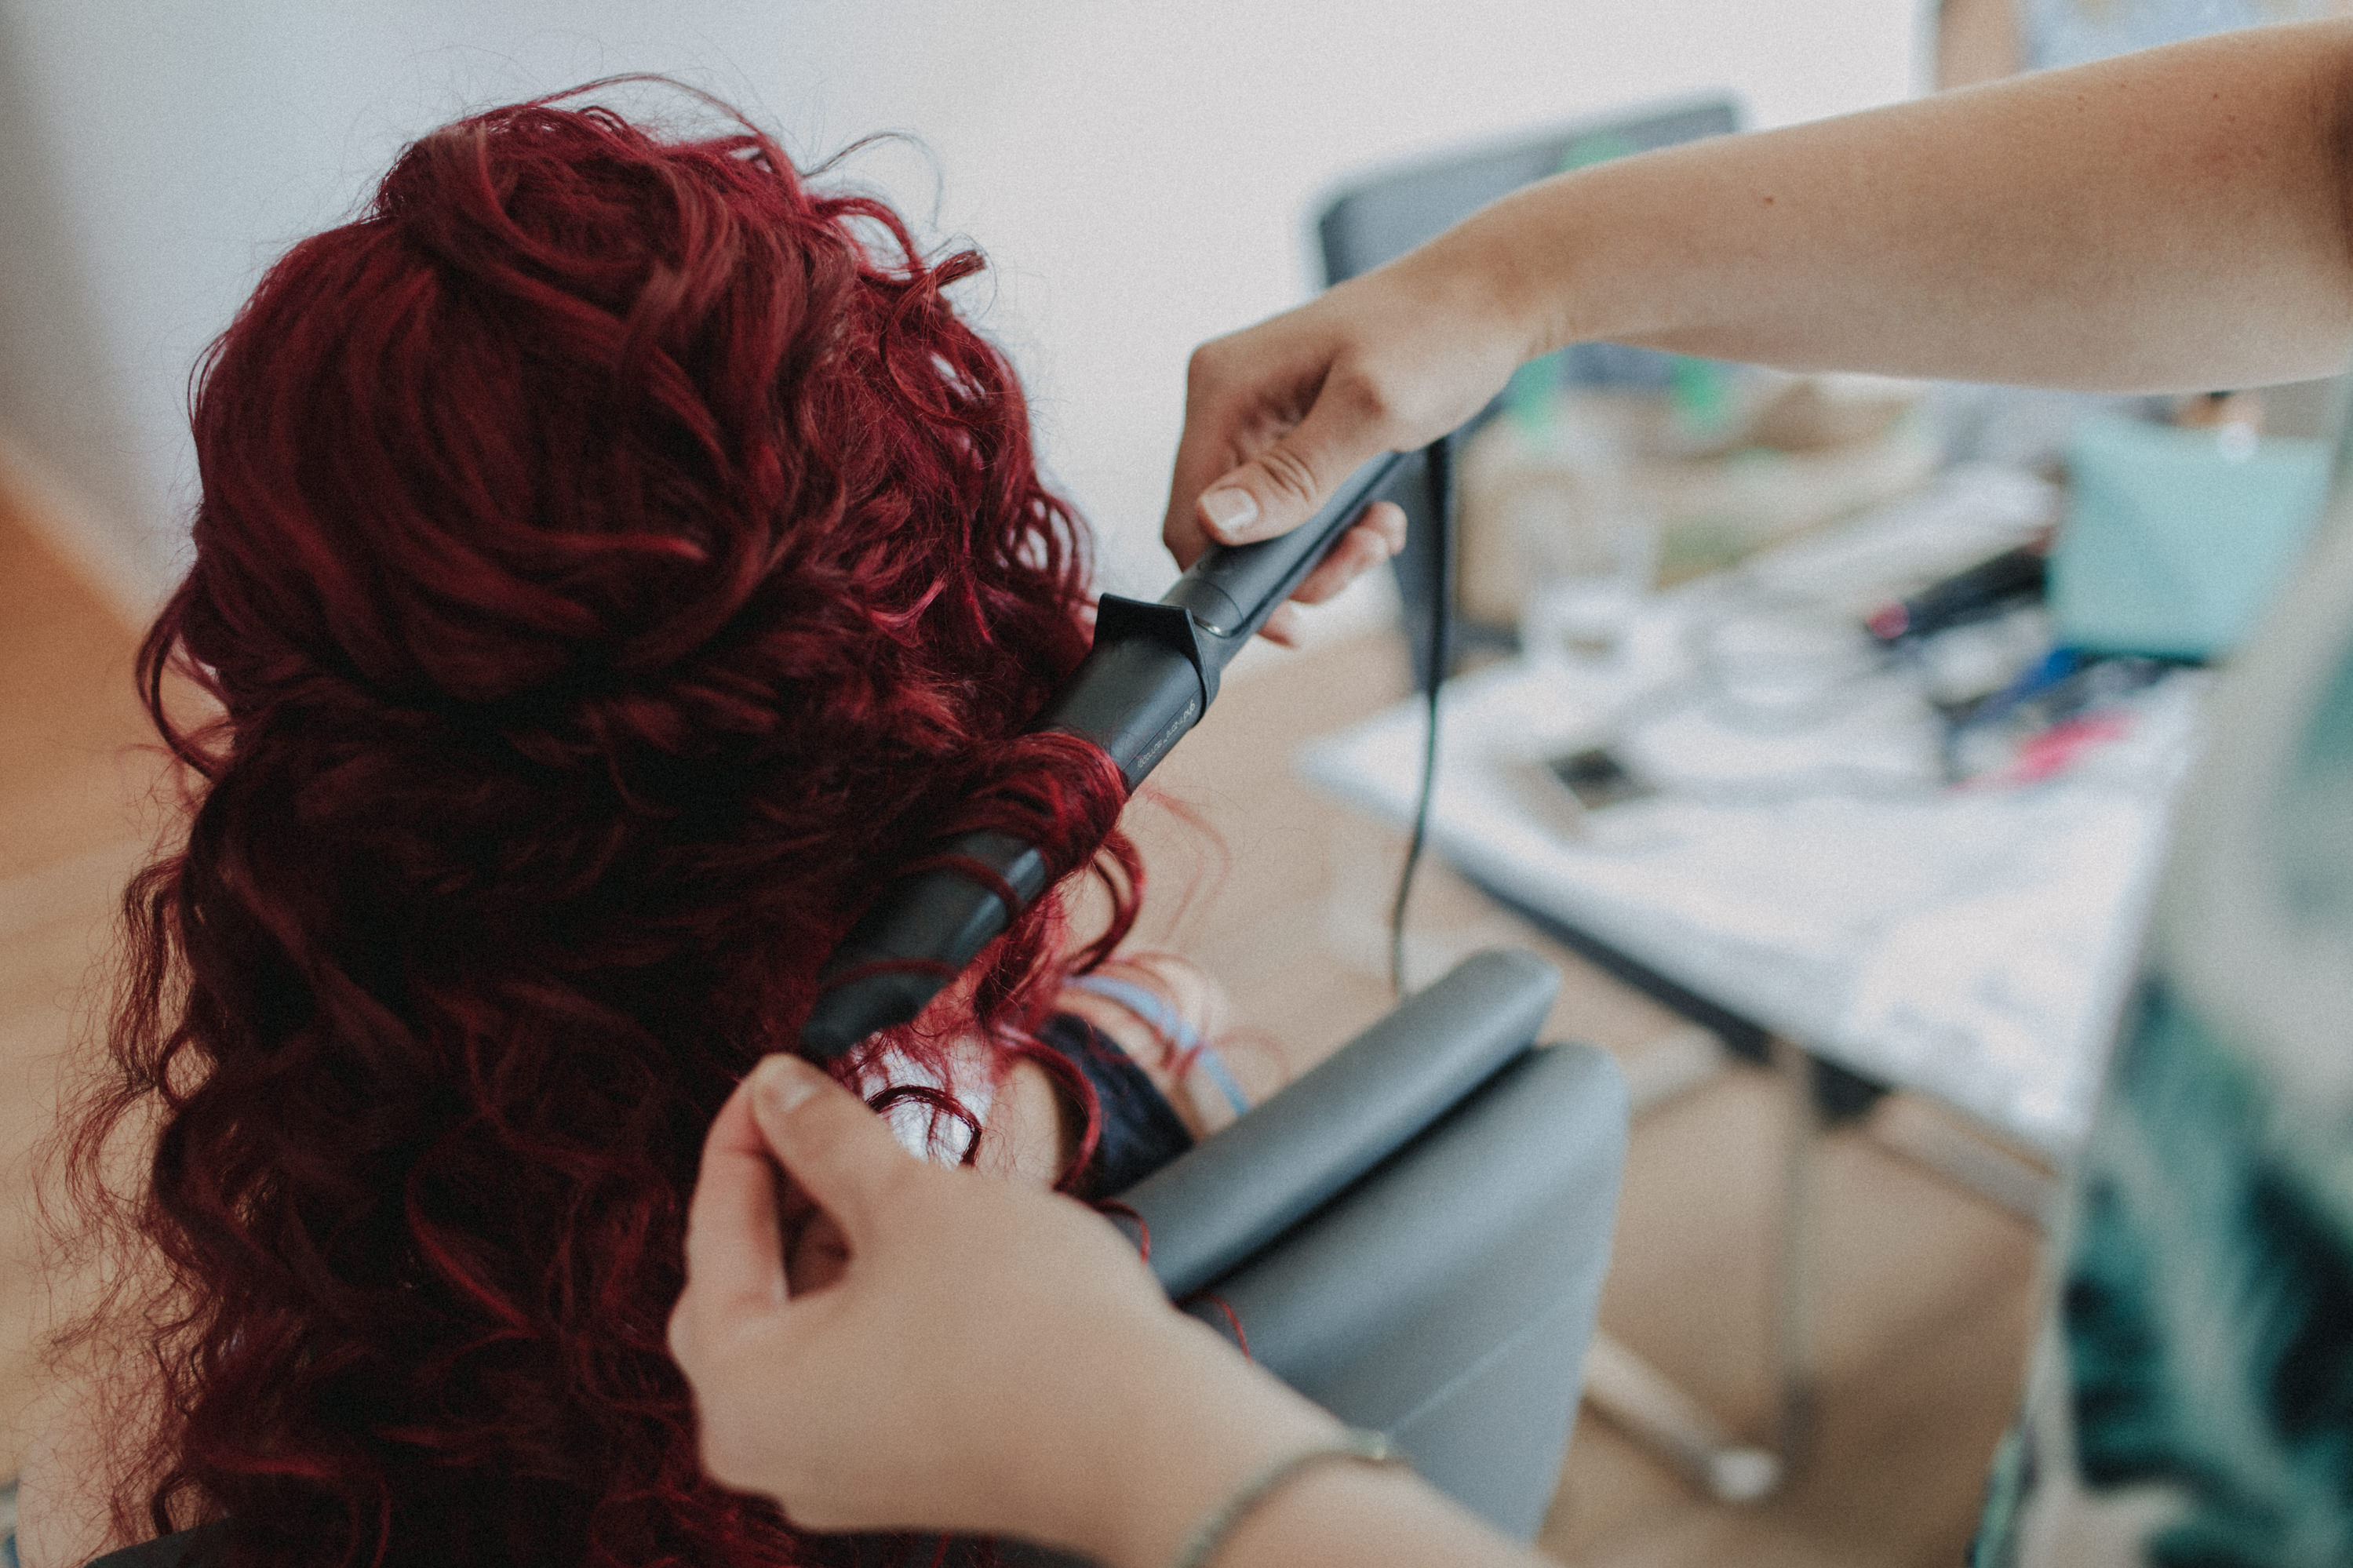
[1031,449,1415,788]
[797,829,1053,1059]
[1164,450,1412,647]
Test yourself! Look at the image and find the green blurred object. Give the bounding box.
[1503,358,1561,434]
[1555,130,1641,173]
[2051,413,2332,659]
[1493,135,1676,435]
[1668,357,1733,438]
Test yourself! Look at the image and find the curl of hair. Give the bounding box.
[62,85,1142,1568]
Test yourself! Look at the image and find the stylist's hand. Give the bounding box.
[668,1054,1335,1564]
[1164,252,1538,642]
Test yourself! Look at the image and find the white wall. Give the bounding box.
[0,0,1919,607]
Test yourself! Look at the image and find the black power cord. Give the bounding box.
[1390,435,1452,997]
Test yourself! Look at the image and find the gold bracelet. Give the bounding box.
[1169,1428,1400,1568]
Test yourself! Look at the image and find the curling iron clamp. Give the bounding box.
[800,449,1420,1060]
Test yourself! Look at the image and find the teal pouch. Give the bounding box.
[2051,414,2331,659]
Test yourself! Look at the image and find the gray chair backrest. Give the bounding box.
[1314,98,1742,686]
[1113,949,1630,1541]
[1315,98,1739,289]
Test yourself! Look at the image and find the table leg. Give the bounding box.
[1581,1333,1783,1503]
[1771,1035,1823,1473]
[1864,1095,2056,1225]
[1574,1024,1791,1504]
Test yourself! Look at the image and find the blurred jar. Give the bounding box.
[1459,372,1937,636]
[1500,402,1659,665]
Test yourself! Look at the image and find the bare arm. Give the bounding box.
[1169,21,2353,557]
[1516,22,2353,388]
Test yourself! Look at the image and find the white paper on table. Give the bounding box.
[1299,468,2197,1158]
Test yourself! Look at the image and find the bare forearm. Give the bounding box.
[1418,21,2353,391]
[1058,1329,1543,1568]
[1183,1464,1545,1568]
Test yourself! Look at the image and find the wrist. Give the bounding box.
[1443,159,1658,366]
[1382,230,1553,374]
[1033,1316,1340,1568]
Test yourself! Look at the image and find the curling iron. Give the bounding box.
[800,448,1420,1059]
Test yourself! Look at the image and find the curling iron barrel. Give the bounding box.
[799,449,1417,1060]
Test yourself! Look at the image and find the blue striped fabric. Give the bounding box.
[1065,974,1251,1119]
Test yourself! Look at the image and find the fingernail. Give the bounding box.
[1200,488,1260,544]
[754,1055,821,1117]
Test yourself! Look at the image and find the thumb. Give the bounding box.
[745,1054,915,1248]
[1195,382,1394,548]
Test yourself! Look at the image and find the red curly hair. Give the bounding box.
[61,85,1141,1567]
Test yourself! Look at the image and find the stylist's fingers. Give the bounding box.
[678,1071,790,1327]
[741,1053,916,1249]
[1189,372,1398,551]
[1287,505,1407,607]
[1164,315,1408,569]
[1257,604,1306,647]
[1250,512,1401,648]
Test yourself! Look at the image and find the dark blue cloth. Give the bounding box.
[1039,1011,1197,1197]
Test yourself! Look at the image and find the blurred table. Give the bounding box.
[1301,466,2203,1159]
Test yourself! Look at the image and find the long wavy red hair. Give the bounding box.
[60,85,1141,1567]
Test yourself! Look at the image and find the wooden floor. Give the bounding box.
[0,476,2044,1563]
[0,468,168,1485]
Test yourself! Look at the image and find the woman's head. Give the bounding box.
[78,85,1135,1566]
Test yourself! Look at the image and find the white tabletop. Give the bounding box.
[1299,467,2202,1158]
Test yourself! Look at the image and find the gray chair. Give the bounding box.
[1001,948,1626,1566]
[1115,948,1627,1541]
[1316,98,1739,290]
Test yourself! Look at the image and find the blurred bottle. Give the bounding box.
[1499,394,1659,665]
